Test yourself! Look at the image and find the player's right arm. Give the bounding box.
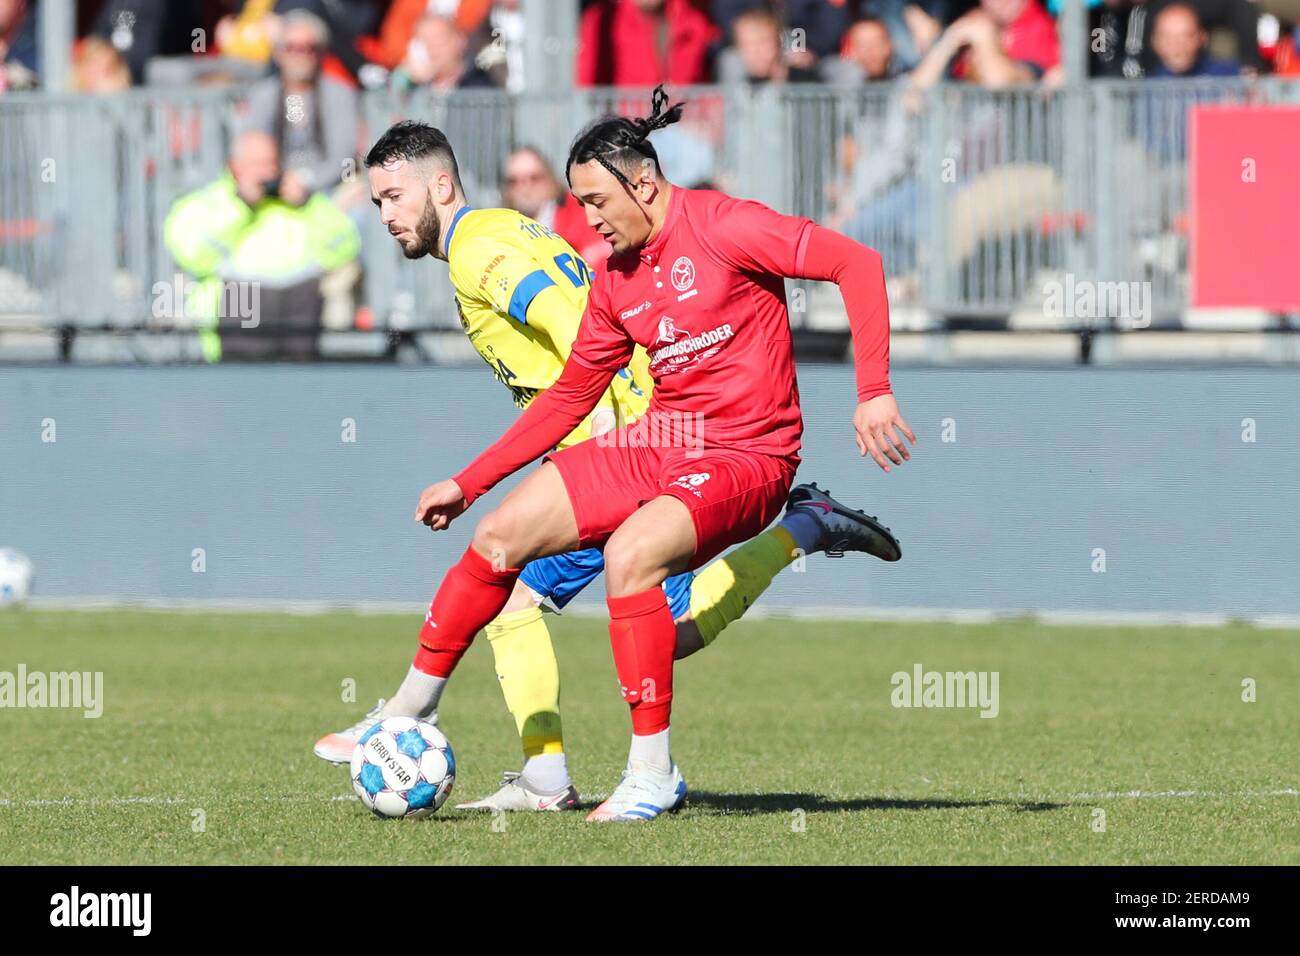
[523,283,621,439]
[703,196,916,472]
[528,286,653,435]
[415,283,635,530]
[453,233,621,441]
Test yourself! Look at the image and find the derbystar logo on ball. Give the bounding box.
[350,716,456,819]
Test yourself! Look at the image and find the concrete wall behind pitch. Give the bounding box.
[2,365,1297,615]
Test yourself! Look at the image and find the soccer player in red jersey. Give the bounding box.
[412,88,916,821]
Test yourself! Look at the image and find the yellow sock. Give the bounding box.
[687,527,800,647]
[484,606,564,759]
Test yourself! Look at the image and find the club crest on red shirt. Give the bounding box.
[670,256,695,292]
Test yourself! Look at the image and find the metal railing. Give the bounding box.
[2,79,1297,338]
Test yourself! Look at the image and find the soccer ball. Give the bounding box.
[0,549,33,607]
[349,716,455,819]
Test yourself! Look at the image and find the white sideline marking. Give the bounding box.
[1064,788,1299,801]
[3,790,1297,809]
[0,794,360,808]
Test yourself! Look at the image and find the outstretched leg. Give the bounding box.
[454,574,575,810]
[313,462,580,764]
[674,482,902,657]
[401,460,580,711]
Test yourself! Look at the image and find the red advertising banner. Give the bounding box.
[1190,105,1300,310]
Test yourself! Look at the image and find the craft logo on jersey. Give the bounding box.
[648,315,735,375]
[670,256,695,292]
[620,300,652,321]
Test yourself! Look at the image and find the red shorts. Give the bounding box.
[546,436,798,570]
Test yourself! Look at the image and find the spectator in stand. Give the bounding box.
[499,146,610,269]
[92,0,203,85]
[1149,2,1241,75]
[859,1,948,70]
[577,0,717,87]
[712,0,854,67]
[1086,0,1258,77]
[1146,0,1260,72]
[0,0,38,92]
[243,10,360,206]
[357,0,494,71]
[724,7,823,83]
[894,0,1066,273]
[909,0,1060,87]
[215,1,281,68]
[1271,20,1300,75]
[391,13,496,90]
[828,87,921,274]
[143,0,276,87]
[163,130,360,362]
[843,16,900,80]
[71,36,133,93]
[277,0,390,86]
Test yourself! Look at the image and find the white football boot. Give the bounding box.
[455,771,580,812]
[785,482,902,561]
[313,700,435,765]
[585,764,688,822]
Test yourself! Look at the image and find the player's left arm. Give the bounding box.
[704,199,917,472]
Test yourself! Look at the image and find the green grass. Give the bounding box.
[0,609,1296,865]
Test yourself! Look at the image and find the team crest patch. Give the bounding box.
[670,256,695,292]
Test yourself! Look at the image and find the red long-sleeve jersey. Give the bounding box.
[455,186,892,505]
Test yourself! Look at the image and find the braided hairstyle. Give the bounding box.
[566,85,686,189]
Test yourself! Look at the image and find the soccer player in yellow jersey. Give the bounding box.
[314,121,903,811]
[444,206,653,445]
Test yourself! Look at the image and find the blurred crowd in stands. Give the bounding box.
[2,1,1293,358]
[2,0,1297,96]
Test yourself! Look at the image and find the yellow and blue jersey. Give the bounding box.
[444,206,652,449]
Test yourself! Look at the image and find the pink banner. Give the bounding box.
[1190,105,1300,310]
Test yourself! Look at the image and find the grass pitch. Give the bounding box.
[0,609,1296,865]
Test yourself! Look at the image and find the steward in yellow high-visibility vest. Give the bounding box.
[163,131,359,361]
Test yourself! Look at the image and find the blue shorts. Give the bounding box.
[519,547,695,619]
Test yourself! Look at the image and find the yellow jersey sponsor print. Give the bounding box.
[444,206,651,449]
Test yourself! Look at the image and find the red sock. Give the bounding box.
[412,545,522,678]
[607,587,676,735]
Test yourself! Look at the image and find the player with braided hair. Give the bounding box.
[566,86,687,192]
[319,113,903,816]
[407,87,915,821]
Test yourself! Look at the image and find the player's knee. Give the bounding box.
[604,534,667,596]
[471,509,521,568]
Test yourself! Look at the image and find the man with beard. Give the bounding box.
[312,120,903,815]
